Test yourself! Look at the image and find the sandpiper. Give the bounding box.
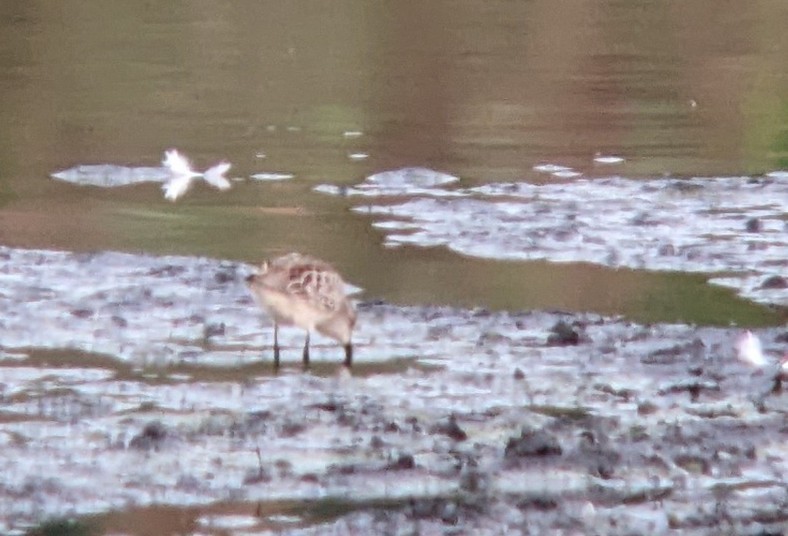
[245,253,356,370]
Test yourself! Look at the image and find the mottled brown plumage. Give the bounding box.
[246,253,356,369]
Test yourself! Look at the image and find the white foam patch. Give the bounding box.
[51,165,170,186]
[316,167,466,199]
[250,172,295,181]
[329,174,787,306]
[314,167,462,198]
[196,514,260,529]
[366,167,459,187]
[533,164,572,173]
[551,169,582,179]
[765,170,788,180]
[593,155,625,164]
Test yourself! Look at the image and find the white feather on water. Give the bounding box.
[161,149,232,201]
[51,149,232,201]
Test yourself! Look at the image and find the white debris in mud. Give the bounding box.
[319,170,788,306]
[0,306,786,533]
[736,330,767,368]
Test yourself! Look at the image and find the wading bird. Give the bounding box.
[246,253,356,370]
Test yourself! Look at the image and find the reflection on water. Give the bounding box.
[1,1,787,324]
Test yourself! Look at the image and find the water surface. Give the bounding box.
[1,4,787,317]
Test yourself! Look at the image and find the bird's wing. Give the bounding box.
[285,265,345,312]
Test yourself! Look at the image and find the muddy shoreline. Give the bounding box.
[0,246,786,535]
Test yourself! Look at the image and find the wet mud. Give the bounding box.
[0,245,786,535]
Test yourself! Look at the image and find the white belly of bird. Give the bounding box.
[259,290,332,331]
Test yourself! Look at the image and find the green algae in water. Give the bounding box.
[26,518,96,536]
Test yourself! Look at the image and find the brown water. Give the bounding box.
[2,0,787,326]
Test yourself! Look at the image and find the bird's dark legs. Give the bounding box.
[271,328,352,371]
[273,323,280,371]
[344,343,353,368]
[302,331,310,369]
